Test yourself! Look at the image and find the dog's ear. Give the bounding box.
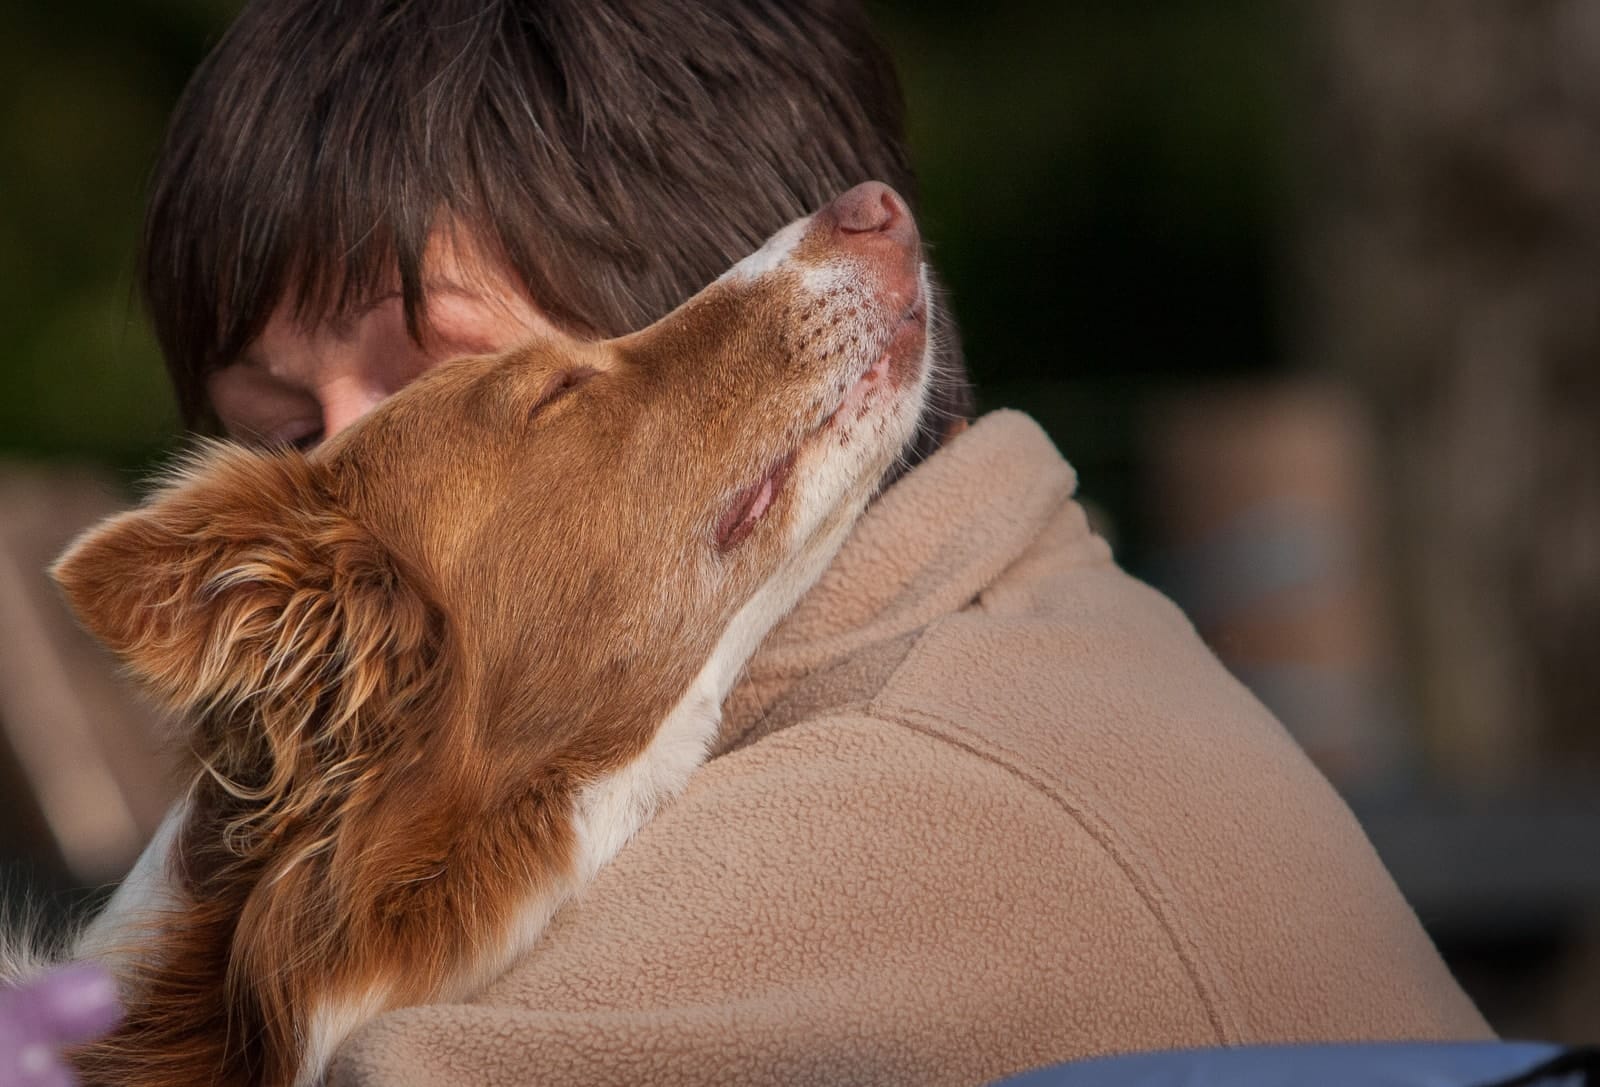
[51,444,441,760]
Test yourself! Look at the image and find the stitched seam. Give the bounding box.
[858,624,1240,1044]
[879,702,1238,1043]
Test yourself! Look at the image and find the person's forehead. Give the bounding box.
[235,232,540,381]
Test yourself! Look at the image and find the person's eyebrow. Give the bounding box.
[331,277,477,331]
[226,278,493,374]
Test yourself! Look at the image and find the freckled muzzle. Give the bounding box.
[705,182,931,551]
[798,180,927,383]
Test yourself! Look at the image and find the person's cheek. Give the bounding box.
[207,364,325,448]
[423,293,554,360]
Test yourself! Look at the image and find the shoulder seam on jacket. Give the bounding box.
[854,676,1242,1045]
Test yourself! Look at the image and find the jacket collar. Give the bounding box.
[716,410,1078,752]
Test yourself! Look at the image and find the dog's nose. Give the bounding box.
[826,182,918,249]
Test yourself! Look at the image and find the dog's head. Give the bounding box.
[54,181,933,1087]
[54,180,931,796]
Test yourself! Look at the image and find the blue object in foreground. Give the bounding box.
[993,1042,1588,1087]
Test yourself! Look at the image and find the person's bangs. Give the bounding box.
[141,0,971,441]
[142,2,539,428]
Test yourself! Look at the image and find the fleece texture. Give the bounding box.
[331,411,1489,1086]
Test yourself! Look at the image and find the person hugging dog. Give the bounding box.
[120,1,1487,1083]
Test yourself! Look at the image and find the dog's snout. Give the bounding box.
[825,182,918,250]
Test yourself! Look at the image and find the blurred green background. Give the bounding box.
[0,2,209,469]
[883,0,1287,558]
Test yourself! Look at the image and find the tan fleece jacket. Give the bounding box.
[331,411,1489,1087]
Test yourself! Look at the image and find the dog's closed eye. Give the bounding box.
[528,367,597,423]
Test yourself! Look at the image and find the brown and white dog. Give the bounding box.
[31,181,932,1086]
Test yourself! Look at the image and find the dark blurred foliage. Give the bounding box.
[0,0,1290,568]
[0,3,230,468]
[877,0,1289,558]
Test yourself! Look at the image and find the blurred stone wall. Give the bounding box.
[1298,1,1600,783]
[0,467,176,891]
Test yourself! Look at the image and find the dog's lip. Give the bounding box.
[715,288,926,554]
[716,448,797,552]
[712,353,876,554]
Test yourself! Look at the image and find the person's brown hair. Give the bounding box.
[140,0,971,464]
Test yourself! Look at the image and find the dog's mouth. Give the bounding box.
[715,290,928,553]
[716,448,798,552]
